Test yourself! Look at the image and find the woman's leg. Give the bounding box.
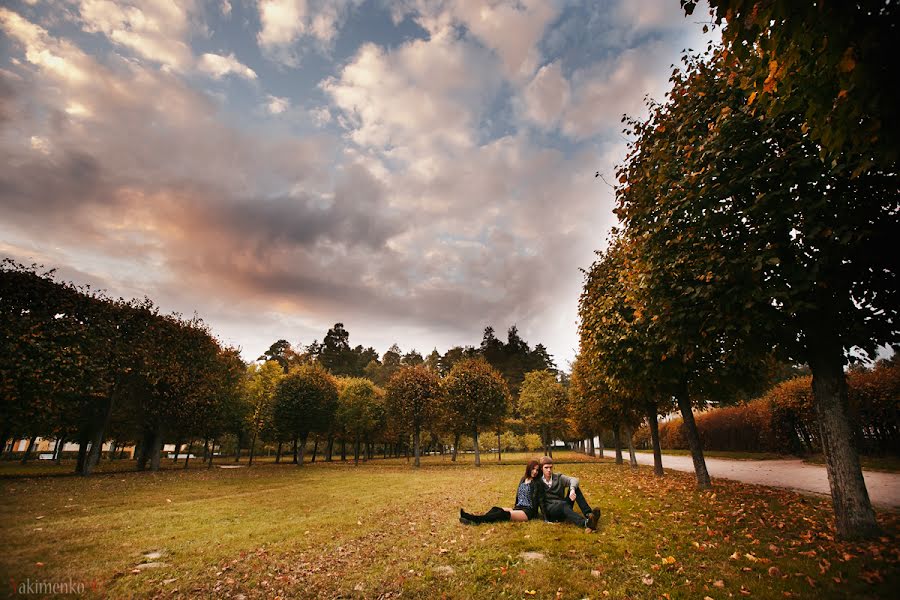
[506,509,529,522]
[461,506,511,524]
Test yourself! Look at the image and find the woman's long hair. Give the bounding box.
[521,459,540,483]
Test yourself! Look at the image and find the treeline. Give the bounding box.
[1,260,564,472]
[0,259,245,475]
[576,1,898,540]
[633,359,900,455]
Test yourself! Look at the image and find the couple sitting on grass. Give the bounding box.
[460,455,601,532]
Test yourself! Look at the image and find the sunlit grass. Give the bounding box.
[1,451,896,598]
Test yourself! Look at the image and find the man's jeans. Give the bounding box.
[545,487,592,526]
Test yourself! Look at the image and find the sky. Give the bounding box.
[0,0,715,369]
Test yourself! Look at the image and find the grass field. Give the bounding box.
[1,451,897,599]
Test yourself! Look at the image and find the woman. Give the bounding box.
[459,459,544,525]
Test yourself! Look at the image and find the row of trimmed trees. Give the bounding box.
[234,356,571,470]
[576,2,897,540]
[2,260,571,473]
[0,260,245,474]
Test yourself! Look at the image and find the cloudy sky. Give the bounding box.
[1,0,713,368]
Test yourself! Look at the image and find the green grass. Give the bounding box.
[1,451,897,599]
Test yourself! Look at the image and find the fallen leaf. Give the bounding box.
[642,576,654,586]
[713,579,725,588]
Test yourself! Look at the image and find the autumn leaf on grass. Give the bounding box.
[641,575,654,586]
[662,556,676,565]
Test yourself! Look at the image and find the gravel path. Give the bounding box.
[621,452,900,509]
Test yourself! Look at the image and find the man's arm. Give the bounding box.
[559,474,580,501]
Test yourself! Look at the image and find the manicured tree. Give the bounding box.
[337,377,380,466]
[567,356,601,457]
[196,347,246,468]
[0,262,107,465]
[616,48,897,537]
[242,360,283,466]
[385,365,442,467]
[681,0,899,176]
[272,363,338,465]
[518,370,568,457]
[443,358,510,466]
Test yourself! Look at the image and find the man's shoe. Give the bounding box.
[586,508,600,530]
[459,516,475,525]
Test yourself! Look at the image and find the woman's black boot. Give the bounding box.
[481,506,511,523]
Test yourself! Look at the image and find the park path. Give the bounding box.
[620,452,900,509]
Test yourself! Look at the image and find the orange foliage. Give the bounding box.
[634,359,898,455]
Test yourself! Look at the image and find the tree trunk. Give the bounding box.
[541,425,551,457]
[172,440,182,464]
[587,435,595,458]
[292,435,299,464]
[148,428,163,472]
[341,438,347,461]
[676,382,711,489]
[613,425,623,465]
[452,432,460,461]
[248,430,258,467]
[275,441,283,464]
[203,438,210,462]
[497,430,502,462]
[183,440,194,469]
[646,402,664,476]
[20,435,37,465]
[75,425,90,474]
[83,393,116,475]
[354,432,360,466]
[412,427,421,467]
[54,436,65,464]
[473,427,481,466]
[297,432,309,465]
[598,431,605,458]
[234,431,243,463]
[624,424,638,468]
[0,426,9,460]
[326,434,334,462]
[311,435,319,463]
[807,331,879,539]
[136,429,152,471]
[208,439,216,469]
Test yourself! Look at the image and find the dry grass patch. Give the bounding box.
[1,452,897,599]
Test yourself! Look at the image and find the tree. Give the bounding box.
[385,365,441,467]
[615,48,897,537]
[578,238,675,477]
[337,378,382,465]
[518,370,568,457]
[425,349,441,372]
[443,358,510,466]
[243,360,283,466]
[272,364,338,465]
[681,0,900,176]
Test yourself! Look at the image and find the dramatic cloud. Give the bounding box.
[1,1,714,364]
[77,0,196,71]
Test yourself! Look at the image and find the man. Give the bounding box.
[538,455,600,531]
